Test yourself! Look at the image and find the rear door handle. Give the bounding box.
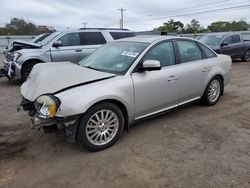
[75,49,82,52]
[168,75,178,81]
[203,67,210,72]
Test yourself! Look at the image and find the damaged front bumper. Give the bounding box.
[0,55,21,80]
[0,57,17,80]
[18,98,80,143]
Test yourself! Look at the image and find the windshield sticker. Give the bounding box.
[121,51,139,58]
[216,35,223,38]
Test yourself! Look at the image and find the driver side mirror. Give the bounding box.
[52,41,62,48]
[221,42,229,47]
[139,60,161,71]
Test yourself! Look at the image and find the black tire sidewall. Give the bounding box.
[21,62,36,82]
[242,50,250,62]
[202,76,222,106]
[77,102,124,151]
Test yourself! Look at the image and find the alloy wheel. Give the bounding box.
[85,109,119,146]
[208,79,221,103]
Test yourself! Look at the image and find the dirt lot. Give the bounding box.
[0,59,250,188]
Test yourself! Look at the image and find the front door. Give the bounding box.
[131,41,181,119]
[50,32,81,63]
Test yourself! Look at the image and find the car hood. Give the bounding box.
[8,40,42,52]
[21,62,115,101]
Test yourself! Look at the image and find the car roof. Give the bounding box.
[117,35,196,43]
[203,32,241,37]
[58,29,134,33]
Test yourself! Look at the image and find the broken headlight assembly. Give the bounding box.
[35,95,60,119]
[13,52,22,61]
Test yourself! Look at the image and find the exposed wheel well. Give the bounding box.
[88,99,129,131]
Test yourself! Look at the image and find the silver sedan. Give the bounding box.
[20,36,232,151]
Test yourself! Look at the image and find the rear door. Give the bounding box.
[175,40,211,102]
[50,32,81,63]
[132,41,182,119]
[76,32,107,62]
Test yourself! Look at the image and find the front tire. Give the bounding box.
[77,102,124,151]
[21,61,37,82]
[201,76,222,106]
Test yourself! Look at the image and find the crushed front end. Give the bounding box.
[18,96,80,143]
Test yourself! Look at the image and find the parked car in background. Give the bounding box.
[199,33,250,62]
[19,36,232,151]
[0,28,135,81]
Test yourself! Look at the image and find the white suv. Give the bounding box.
[1,28,135,81]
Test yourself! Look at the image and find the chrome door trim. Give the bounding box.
[134,97,200,120]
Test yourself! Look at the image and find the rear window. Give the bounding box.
[80,32,106,45]
[110,32,136,40]
[198,43,216,58]
[231,35,241,43]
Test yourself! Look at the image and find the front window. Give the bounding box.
[58,33,80,46]
[79,42,148,74]
[222,36,232,44]
[143,41,175,67]
[200,35,223,45]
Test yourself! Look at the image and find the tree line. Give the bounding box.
[0,17,249,35]
[0,18,53,35]
[155,19,249,34]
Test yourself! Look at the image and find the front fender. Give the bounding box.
[55,76,134,122]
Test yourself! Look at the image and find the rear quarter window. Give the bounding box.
[110,32,136,40]
[198,43,216,58]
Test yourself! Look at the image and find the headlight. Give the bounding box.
[35,95,60,118]
[13,52,22,61]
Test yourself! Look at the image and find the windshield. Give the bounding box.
[40,31,61,45]
[79,41,148,75]
[199,35,224,45]
[32,33,51,43]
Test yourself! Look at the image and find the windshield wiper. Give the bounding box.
[84,66,100,71]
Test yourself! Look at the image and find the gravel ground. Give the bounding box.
[0,58,250,188]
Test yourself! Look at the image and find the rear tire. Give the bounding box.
[21,61,37,82]
[201,76,222,106]
[241,50,250,62]
[77,102,124,151]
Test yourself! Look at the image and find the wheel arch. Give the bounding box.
[85,99,130,131]
[208,74,224,96]
[21,58,44,73]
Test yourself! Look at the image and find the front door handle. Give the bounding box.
[203,67,210,72]
[168,75,178,81]
[75,49,82,52]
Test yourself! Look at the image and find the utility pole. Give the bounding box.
[82,22,87,28]
[118,7,126,29]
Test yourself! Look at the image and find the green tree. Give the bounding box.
[4,18,39,35]
[207,20,248,32]
[207,21,229,32]
[155,19,184,33]
[185,19,207,33]
[0,18,49,35]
